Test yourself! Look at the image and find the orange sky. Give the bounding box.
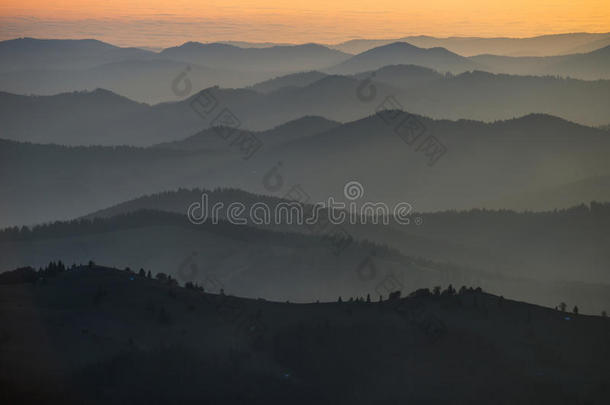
[1,0,609,47]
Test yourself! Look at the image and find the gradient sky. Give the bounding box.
[1,0,609,47]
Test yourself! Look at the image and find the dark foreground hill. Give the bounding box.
[1,265,609,404]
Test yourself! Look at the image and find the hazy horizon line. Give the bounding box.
[2,30,610,50]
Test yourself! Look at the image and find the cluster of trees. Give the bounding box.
[124,266,153,279]
[153,272,178,286]
[336,285,485,305]
[337,294,380,303]
[0,258,212,296]
[4,197,608,264]
[409,284,482,298]
[184,281,206,292]
[556,302,580,315]
[0,211,194,242]
[0,260,70,284]
[0,260,154,285]
[124,266,189,291]
[423,201,610,219]
[3,261,608,318]
[0,209,396,259]
[552,302,609,317]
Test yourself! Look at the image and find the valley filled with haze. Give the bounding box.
[1,2,610,403]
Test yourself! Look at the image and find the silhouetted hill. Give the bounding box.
[250,71,329,93]
[0,80,385,144]
[471,45,610,79]
[567,36,610,54]
[0,209,503,304]
[0,113,344,225]
[329,41,610,80]
[261,116,340,140]
[219,40,295,48]
[1,264,608,404]
[251,67,610,126]
[3,37,609,105]
[3,192,610,311]
[331,32,610,56]
[353,64,444,88]
[154,116,339,151]
[3,66,609,146]
[2,112,609,227]
[328,42,481,74]
[0,39,348,102]
[264,113,610,210]
[0,89,158,144]
[249,65,442,94]
[399,70,610,125]
[0,59,272,104]
[75,188,610,303]
[160,42,350,72]
[548,45,610,79]
[0,138,227,225]
[0,88,231,145]
[0,38,157,72]
[482,176,610,212]
[81,188,289,220]
[3,34,608,405]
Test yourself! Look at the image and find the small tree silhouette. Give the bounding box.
[433,286,441,296]
[138,268,145,277]
[338,296,342,303]
[573,306,579,315]
[602,310,607,317]
[559,302,567,312]
[366,294,371,303]
[388,291,401,301]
